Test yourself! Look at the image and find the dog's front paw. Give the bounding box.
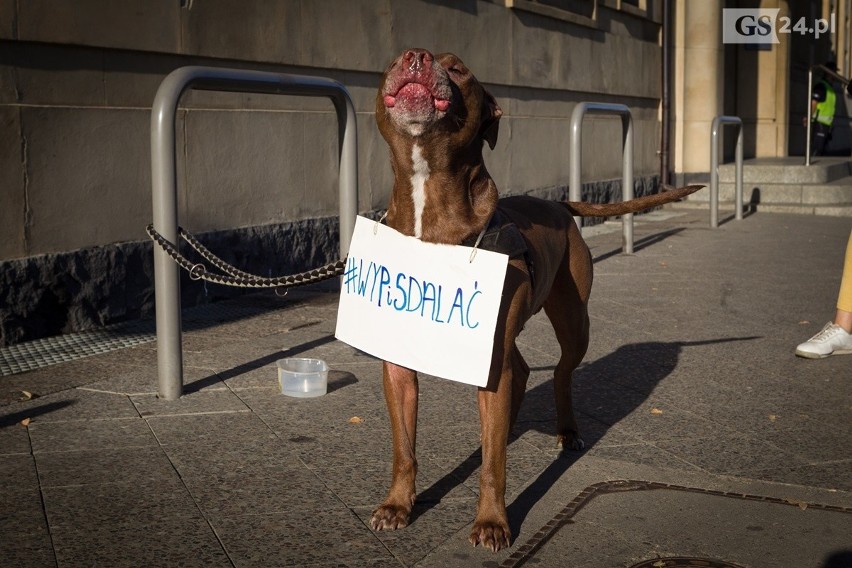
[370,503,411,531]
[469,520,511,552]
[556,432,585,451]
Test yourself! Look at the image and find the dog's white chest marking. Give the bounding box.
[410,144,430,239]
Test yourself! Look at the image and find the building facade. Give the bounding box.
[0,0,843,344]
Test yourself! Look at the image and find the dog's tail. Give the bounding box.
[564,184,704,217]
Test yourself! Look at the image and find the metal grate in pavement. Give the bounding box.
[0,300,278,377]
[0,321,156,376]
[501,480,852,568]
[629,558,746,568]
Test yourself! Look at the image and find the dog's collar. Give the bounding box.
[462,210,528,259]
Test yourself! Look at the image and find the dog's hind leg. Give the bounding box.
[544,299,589,450]
[543,237,592,451]
[508,343,531,432]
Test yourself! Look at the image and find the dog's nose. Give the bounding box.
[403,49,433,73]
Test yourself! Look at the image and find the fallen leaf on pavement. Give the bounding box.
[650,408,664,415]
[785,498,808,510]
[348,416,363,424]
[20,418,31,427]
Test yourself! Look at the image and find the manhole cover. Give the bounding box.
[501,479,851,568]
[630,558,747,568]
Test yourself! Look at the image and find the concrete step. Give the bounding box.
[669,200,852,217]
[683,179,852,206]
[717,156,852,184]
[678,157,852,216]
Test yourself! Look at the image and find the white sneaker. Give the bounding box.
[795,322,852,359]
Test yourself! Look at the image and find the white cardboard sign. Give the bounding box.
[335,216,509,387]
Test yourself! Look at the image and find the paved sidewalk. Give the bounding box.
[1,209,850,567]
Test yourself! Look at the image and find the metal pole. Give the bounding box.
[151,70,185,401]
[709,115,743,228]
[332,93,358,256]
[569,102,635,253]
[660,0,672,186]
[622,112,635,254]
[710,119,720,229]
[735,123,744,221]
[569,104,584,232]
[806,67,813,166]
[150,66,358,400]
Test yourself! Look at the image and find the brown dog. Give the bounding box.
[369,48,700,551]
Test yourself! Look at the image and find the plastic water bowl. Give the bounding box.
[277,358,328,398]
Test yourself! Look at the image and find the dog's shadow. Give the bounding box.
[411,336,759,538]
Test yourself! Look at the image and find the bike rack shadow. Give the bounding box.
[183,334,354,394]
[0,400,75,428]
[717,187,760,227]
[591,227,685,264]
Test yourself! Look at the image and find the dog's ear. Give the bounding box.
[481,91,503,150]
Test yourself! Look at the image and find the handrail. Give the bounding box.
[709,115,743,228]
[151,66,358,400]
[806,64,850,166]
[569,102,634,253]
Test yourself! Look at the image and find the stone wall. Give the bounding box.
[0,0,663,345]
[0,217,340,345]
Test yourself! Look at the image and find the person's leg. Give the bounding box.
[811,123,830,156]
[834,230,852,332]
[795,230,852,358]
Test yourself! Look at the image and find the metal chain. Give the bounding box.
[146,224,346,289]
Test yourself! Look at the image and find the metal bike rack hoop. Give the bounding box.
[569,102,634,253]
[151,66,358,400]
[709,115,743,228]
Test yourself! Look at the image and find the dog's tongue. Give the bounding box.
[385,82,449,112]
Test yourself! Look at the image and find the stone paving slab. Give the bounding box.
[0,209,850,567]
